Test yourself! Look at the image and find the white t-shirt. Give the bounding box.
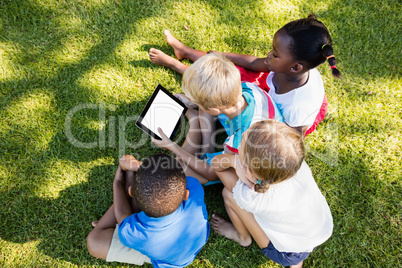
[266,68,325,128]
[233,161,333,252]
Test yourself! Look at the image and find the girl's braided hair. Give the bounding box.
[282,14,341,78]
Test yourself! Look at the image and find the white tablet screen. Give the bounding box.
[141,90,185,138]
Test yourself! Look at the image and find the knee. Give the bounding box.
[222,187,234,204]
[86,230,102,259]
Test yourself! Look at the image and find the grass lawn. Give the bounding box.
[0,0,401,267]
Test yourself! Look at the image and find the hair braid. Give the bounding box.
[254,180,271,193]
[322,44,341,78]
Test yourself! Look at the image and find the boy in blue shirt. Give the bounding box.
[87,153,210,267]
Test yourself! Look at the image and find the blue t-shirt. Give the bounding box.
[218,82,284,153]
[118,176,210,268]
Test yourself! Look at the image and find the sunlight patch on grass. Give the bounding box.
[115,38,146,60]
[260,0,303,21]
[77,65,143,103]
[35,157,115,199]
[51,33,99,67]
[0,43,19,80]
[1,0,401,266]
[170,1,218,28]
[0,239,41,266]
[1,90,57,151]
[35,161,88,199]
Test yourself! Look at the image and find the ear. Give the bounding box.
[183,189,190,201]
[290,63,303,73]
[128,185,134,198]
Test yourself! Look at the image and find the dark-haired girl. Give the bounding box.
[149,15,340,137]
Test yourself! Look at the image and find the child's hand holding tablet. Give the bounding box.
[136,84,187,140]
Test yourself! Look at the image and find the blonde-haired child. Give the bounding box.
[152,54,283,185]
[149,15,341,137]
[210,120,333,267]
[181,52,242,110]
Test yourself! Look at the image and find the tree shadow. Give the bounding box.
[1,0,400,266]
[0,165,267,266]
[304,140,400,266]
[0,165,119,265]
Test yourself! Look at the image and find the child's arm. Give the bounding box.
[113,165,133,223]
[213,52,270,73]
[211,154,256,189]
[152,128,218,181]
[210,153,236,171]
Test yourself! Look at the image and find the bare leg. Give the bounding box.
[211,188,252,247]
[149,30,209,75]
[87,205,117,259]
[177,157,209,185]
[165,29,269,72]
[216,168,239,191]
[181,108,203,156]
[164,30,207,62]
[212,170,270,249]
[198,109,216,155]
[175,108,215,184]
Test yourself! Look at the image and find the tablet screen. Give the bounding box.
[136,85,187,140]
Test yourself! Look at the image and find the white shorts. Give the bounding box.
[106,225,152,265]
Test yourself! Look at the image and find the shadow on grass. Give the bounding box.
[0,166,266,267]
[1,0,400,266]
[0,165,116,265]
[304,146,401,267]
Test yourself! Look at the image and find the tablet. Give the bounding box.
[136,84,187,140]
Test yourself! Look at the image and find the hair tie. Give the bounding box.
[326,55,335,60]
[321,44,327,50]
[330,65,337,69]
[256,180,262,185]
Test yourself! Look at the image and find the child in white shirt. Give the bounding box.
[210,120,333,267]
[149,15,341,137]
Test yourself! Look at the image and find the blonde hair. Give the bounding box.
[240,120,305,193]
[182,53,242,109]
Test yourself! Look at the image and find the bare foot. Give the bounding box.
[211,214,252,247]
[91,221,99,227]
[149,48,180,68]
[149,48,188,74]
[164,30,188,60]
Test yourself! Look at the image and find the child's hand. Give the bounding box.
[119,155,142,171]
[175,93,198,108]
[233,156,257,189]
[113,165,125,186]
[152,128,176,150]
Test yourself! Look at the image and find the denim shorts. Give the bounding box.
[261,242,311,266]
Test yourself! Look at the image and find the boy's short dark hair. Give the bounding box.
[133,153,187,218]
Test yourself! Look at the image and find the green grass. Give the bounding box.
[0,0,401,267]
